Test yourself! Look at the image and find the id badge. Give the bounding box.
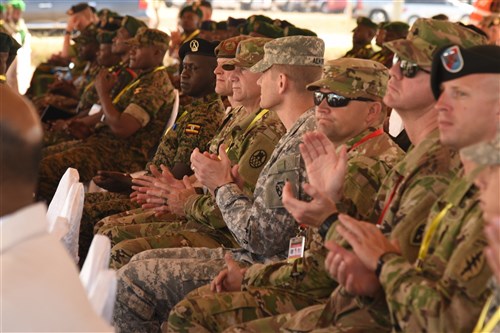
[88,104,102,116]
[288,236,305,260]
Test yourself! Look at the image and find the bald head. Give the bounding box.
[0,85,43,214]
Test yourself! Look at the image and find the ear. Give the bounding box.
[366,101,382,126]
[277,73,288,95]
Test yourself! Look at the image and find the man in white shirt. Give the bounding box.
[0,83,112,332]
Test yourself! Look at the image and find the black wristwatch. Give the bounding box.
[319,212,339,240]
[375,252,399,278]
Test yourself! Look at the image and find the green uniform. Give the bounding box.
[370,48,394,69]
[166,127,405,333]
[344,44,375,59]
[77,92,225,264]
[101,107,285,268]
[37,65,175,202]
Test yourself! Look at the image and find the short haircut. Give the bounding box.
[0,123,42,186]
[272,64,322,92]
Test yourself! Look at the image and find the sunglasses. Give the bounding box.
[393,55,431,78]
[313,91,374,107]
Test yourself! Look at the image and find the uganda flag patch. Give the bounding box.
[185,123,201,135]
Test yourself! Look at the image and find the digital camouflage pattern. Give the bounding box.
[113,110,314,333]
[222,37,271,70]
[306,58,389,100]
[166,126,405,333]
[37,66,175,202]
[461,130,500,166]
[379,175,491,333]
[250,36,324,73]
[385,18,488,67]
[103,107,285,268]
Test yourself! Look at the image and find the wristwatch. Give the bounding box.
[318,212,339,240]
[375,252,399,278]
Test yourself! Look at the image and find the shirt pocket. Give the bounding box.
[263,154,302,209]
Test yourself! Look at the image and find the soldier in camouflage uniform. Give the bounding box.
[463,133,500,333]
[166,57,406,333]
[344,17,377,59]
[101,37,287,269]
[173,19,485,333]
[0,31,20,81]
[36,28,175,203]
[112,36,324,333]
[371,21,409,68]
[76,37,224,265]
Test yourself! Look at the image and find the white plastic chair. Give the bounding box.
[80,235,116,324]
[60,182,85,263]
[46,167,79,232]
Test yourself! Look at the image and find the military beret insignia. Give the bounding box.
[441,45,464,74]
[190,40,199,52]
[249,150,267,169]
[185,123,201,135]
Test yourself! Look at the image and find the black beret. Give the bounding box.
[431,44,500,100]
[179,38,219,60]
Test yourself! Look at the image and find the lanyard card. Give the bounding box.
[288,236,305,260]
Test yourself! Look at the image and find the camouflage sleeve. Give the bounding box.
[183,193,226,229]
[215,153,307,258]
[234,129,281,195]
[242,248,337,299]
[171,101,224,167]
[128,70,174,120]
[380,211,491,333]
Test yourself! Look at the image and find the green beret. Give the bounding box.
[179,38,219,60]
[121,15,147,37]
[248,14,273,25]
[227,17,246,28]
[216,21,227,31]
[356,16,377,30]
[179,5,203,19]
[251,21,283,38]
[382,21,409,33]
[274,19,294,29]
[284,26,317,37]
[0,32,21,53]
[8,0,25,11]
[66,2,89,15]
[96,30,116,44]
[200,20,217,32]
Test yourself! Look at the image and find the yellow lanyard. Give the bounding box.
[225,108,269,153]
[163,110,188,137]
[182,29,200,43]
[112,66,166,104]
[474,295,500,333]
[415,203,453,271]
[0,74,6,83]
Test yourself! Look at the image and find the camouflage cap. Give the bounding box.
[250,36,325,73]
[461,130,500,166]
[66,2,89,15]
[384,18,488,67]
[307,58,389,100]
[126,28,170,49]
[248,14,274,25]
[179,5,203,18]
[222,37,271,70]
[284,26,317,37]
[96,30,116,44]
[249,21,284,38]
[0,32,21,53]
[121,15,147,37]
[215,35,251,58]
[356,16,378,30]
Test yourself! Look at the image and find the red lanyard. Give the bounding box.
[349,129,384,152]
[377,175,404,225]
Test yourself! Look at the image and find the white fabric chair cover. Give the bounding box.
[50,216,69,241]
[80,235,111,294]
[166,88,180,131]
[60,182,84,263]
[87,270,117,325]
[46,168,79,231]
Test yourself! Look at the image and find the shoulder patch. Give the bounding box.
[275,180,285,198]
[458,247,485,281]
[411,224,426,246]
[249,150,267,169]
[185,123,201,135]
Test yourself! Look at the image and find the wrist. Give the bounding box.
[375,252,399,278]
[214,181,234,198]
[319,211,339,240]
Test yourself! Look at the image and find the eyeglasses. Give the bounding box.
[313,91,374,107]
[393,55,431,78]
